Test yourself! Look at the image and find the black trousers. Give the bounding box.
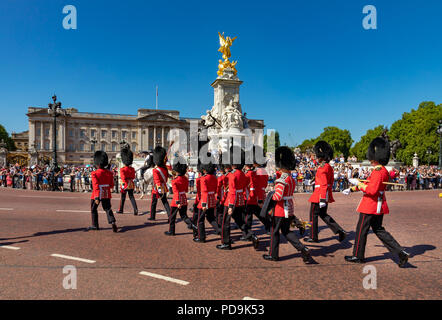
[269,216,305,259]
[244,204,271,238]
[353,213,403,259]
[216,202,224,228]
[309,202,344,241]
[150,193,170,220]
[192,203,199,238]
[168,205,192,234]
[220,206,246,245]
[196,207,220,240]
[90,199,116,228]
[119,189,138,213]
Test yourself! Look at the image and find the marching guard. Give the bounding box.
[194,156,220,243]
[165,157,196,236]
[148,146,171,221]
[263,146,311,262]
[88,151,118,232]
[343,137,410,267]
[216,147,250,251]
[191,164,203,240]
[116,146,139,215]
[305,141,346,243]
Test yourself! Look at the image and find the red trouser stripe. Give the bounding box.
[355,214,366,257]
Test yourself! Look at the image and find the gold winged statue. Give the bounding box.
[217,32,238,77]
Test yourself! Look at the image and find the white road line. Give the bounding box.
[139,271,189,286]
[0,208,13,211]
[18,196,80,199]
[56,210,90,213]
[243,297,259,300]
[50,253,96,264]
[0,245,20,250]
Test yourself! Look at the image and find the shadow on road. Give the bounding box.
[0,239,29,246]
[118,221,169,233]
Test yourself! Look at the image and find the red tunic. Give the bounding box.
[194,176,202,207]
[245,169,258,205]
[217,174,226,202]
[152,166,169,195]
[171,175,188,207]
[309,163,335,204]
[120,166,135,191]
[271,173,295,218]
[199,174,218,209]
[91,168,114,200]
[226,169,248,208]
[356,166,390,215]
[255,167,268,203]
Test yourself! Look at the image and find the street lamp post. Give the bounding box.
[426,147,432,166]
[47,95,65,170]
[437,120,442,169]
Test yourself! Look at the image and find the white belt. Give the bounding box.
[208,191,215,194]
[376,191,384,214]
[235,189,243,193]
[179,192,186,194]
[250,188,255,190]
[283,196,293,200]
[315,184,331,188]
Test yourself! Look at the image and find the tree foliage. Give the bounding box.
[264,131,280,153]
[0,124,16,151]
[296,127,353,159]
[350,125,387,160]
[389,102,442,165]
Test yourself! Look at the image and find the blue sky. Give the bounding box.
[1,0,441,146]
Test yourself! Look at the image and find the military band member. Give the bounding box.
[216,147,249,251]
[216,163,228,230]
[148,146,171,221]
[263,146,310,262]
[194,158,220,243]
[116,146,138,215]
[343,137,410,267]
[305,141,346,243]
[165,157,196,236]
[88,151,118,233]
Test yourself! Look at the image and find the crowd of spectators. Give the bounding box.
[1,154,441,194]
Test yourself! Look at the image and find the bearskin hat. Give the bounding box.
[172,156,187,176]
[275,146,297,170]
[314,140,334,162]
[153,146,167,167]
[201,153,217,175]
[120,146,133,166]
[94,150,108,169]
[367,137,390,165]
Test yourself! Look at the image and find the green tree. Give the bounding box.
[263,131,280,153]
[296,127,353,159]
[350,125,386,161]
[389,102,442,165]
[0,124,16,151]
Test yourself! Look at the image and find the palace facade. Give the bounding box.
[25,107,264,165]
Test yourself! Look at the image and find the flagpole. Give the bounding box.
[156,85,158,110]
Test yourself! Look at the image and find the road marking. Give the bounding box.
[139,271,189,286]
[18,195,80,199]
[56,210,90,213]
[50,253,96,264]
[0,208,13,211]
[243,297,259,300]
[0,245,20,250]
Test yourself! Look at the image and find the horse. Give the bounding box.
[133,155,155,199]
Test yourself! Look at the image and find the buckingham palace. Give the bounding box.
[25,106,265,165]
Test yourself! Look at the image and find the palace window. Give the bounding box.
[45,128,50,136]
[101,142,106,151]
[69,130,74,137]
[44,141,50,150]
[80,130,86,138]
[101,131,107,138]
[91,130,96,138]
[112,131,117,139]
[132,143,137,152]
[122,131,127,139]
[132,132,136,139]
[36,128,41,136]
[79,142,85,152]
[112,143,117,152]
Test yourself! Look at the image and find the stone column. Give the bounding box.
[162,127,165,147]
[29,120,35,150]
[40,122,44,150]
[145,127,149,150]
[153,126,157,147]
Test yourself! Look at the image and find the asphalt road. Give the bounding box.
[0,187,441,300]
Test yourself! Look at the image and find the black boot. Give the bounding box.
[116,210,124,214]
[304,237,318,243]
[345,256,365,264]
[112,223,118,233]
[262,254,279,261]
[193,238,205,243]
[252,234,259,250]
[301,247,311,264]
[398,250,410,268]
[164,231,175,236]
[216,243,232,250]
[86,226,99,231]
[338,230,347,242]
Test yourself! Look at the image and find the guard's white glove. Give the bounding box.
[342,188,351,195]
[348,178,360,186]
[319,201,326,208]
